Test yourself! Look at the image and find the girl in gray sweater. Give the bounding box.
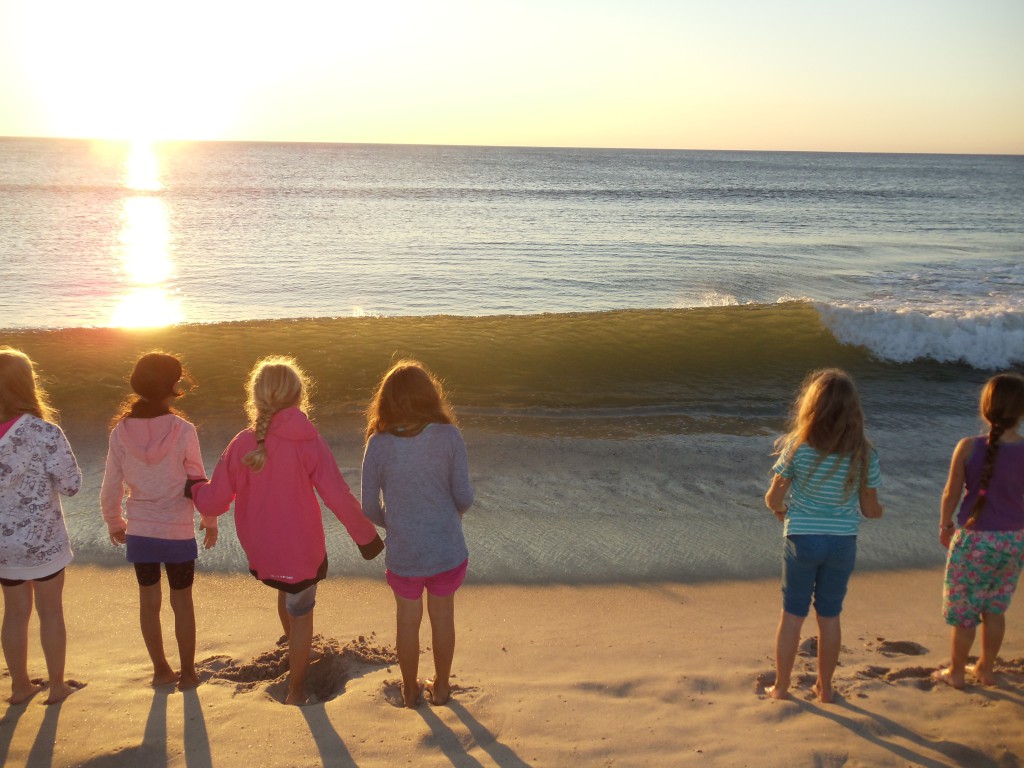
[361,360,474,707]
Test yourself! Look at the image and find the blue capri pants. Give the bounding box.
[782,534,857,618]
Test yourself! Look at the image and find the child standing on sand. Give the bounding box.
[764,368,884,703]
[191,356,382,706]
[935,372,1024,689]
[101,352,217,690]
[0,347,83,705]
[361,360,474,707]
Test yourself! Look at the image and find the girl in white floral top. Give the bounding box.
[0,347,82,705]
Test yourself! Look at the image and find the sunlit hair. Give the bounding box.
[365,359,456,443]
[965,372,1024,529]
[110,351,189,430]
[773,368,872,499]
[0,347,57,424]
[243,356,312,471]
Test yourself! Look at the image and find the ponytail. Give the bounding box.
[242,409,274,471]
[964,423,1005,529]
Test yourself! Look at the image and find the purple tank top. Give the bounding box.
[957,436,1024,531]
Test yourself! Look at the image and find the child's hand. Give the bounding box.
[939,525,954,550]
[200,518,218,549]
[108,528,126,546]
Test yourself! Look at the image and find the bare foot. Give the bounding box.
[765,685,790,701]
[967,664,996,686]
[812,683,836,704]
[932,668,965,690]
[177,671,201,691]
[44,680,85,705]
[284,687,309,706]
[8,681,45,705]
[403,680,422,708]
[151,669,180,687]
[424,678,451,706]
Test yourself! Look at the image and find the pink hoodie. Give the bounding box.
[192,407,377,585]
[101,414,211,540]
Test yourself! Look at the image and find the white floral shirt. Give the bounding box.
[0,414,82,580]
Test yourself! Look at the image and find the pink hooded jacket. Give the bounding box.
[101,414,212,540]
[192,407,377,585]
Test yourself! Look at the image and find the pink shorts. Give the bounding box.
[386,559,468,601]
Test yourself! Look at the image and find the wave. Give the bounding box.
[816,303,1024,369]
[5,302,995,440]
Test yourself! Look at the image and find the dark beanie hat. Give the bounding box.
[130,353,182,402]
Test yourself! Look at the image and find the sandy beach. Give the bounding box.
[0,565,1020,767]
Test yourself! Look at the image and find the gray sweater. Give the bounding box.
[360,424,473,577]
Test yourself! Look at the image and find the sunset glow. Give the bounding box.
[0,0,1019,153]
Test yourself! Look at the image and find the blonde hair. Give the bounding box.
[774,368,872,499]
[965,372,1024,529]
[365,359,455,444]
[0,347,57,423]
[242,356,311,471]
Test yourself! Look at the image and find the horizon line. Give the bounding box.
[1,134,1021,159]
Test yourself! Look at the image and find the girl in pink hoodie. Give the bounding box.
[191,356,382,706]
[101,353,217,690]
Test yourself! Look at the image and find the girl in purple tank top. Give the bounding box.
[935,373,1024,689]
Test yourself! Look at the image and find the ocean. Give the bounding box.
[1,137,1022,583]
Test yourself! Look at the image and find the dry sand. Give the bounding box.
[0,565,1021,767]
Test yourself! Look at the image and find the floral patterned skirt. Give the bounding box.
[943,529,1024,629]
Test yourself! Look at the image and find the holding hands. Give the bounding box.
[200,517,218,550]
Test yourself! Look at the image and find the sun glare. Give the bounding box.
[109,143,183,328]
[111,287,183,328]
[124,141,162,191]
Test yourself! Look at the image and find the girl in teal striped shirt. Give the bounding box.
[764,369,885,703]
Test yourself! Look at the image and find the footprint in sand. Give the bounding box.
[197,633,396,704]
[872,638,928,656]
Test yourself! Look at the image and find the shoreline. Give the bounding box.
[2,565,1021,767]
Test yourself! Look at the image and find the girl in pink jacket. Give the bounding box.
[101,353,217,690]
[191,356,382,706]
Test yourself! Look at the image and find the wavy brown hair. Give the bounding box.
[0,347,57,423]
[110,352,189,430]
[965,372,1024,529]
[774,368,873,499]
[365,360,455,444]
[242,356,312,472]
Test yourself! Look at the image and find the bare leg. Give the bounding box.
[425,593,455,705]
[935,625,975,689]
[34,572,79,704]
[395,595,424,707]
[1,582,42,704]
[767,610,805,700]
[971,612,1005,686]
[277,591,290,639]
[814,614,841,703]
[284,609,313,705]
[139,582,177,686]
[169,586,198,690]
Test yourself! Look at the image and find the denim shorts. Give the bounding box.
[782,535,857,618]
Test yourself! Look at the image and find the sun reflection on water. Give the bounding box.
[111,141,183,328]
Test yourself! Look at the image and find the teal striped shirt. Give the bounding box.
[773,444,881,536]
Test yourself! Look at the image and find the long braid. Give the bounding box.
[243,408,274,471]
[965,422,1005,529]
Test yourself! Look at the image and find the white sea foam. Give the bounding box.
[816,303,1024,369]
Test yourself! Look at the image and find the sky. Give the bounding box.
[0,0,1021,154]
